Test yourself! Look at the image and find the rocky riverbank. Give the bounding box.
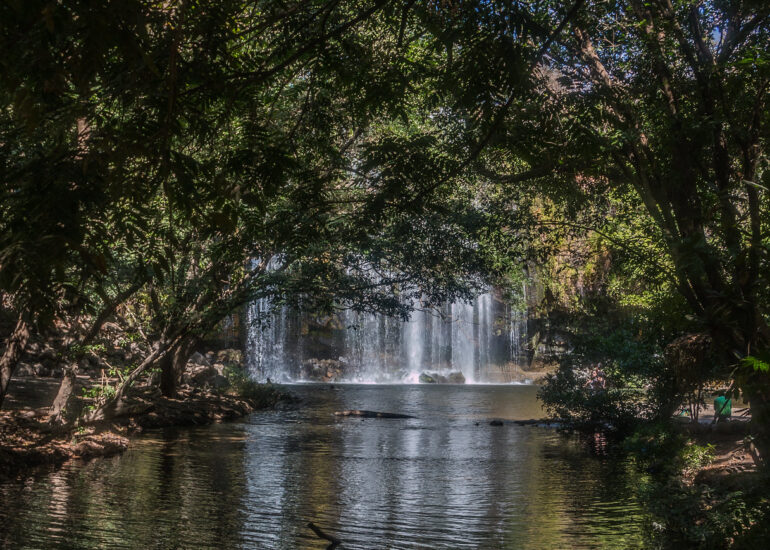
[0,381,292,478]
[0,409,128,478]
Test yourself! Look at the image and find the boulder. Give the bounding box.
[307,367,324,381]
[301,358,345,382]
[189,351,211,367]
[209,374,230,390]
[185,364,215,384]
[33,363,51,377]
[216,349,242,366]
[395,369,410,381]
[446,371,466,384]
[16,362,35,376]
[185,364,231,390]
[419,371,462,384]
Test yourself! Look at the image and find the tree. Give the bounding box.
[2,1,508,413]
[467,1,769,446]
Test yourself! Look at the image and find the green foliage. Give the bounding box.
[67,343,106,359]
[623,424,769,549]
[0,4,766,547]
[624,424,715,477]
[1,0,521,411]
[81,384,117,412]
[539,369,649,434]
[680,443,716,476]
[538,305,682,433]
[741,354,770,375]
[0,0,766,474]
[641,480,770,549]
[468,0,770,446]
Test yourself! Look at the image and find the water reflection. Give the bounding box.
[0,385,645,549]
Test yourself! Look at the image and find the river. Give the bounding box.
[0,384,647,549]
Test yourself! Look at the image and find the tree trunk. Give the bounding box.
[0,314,30,409]
[83,338,177,424]
[50,363,78,424]
[159,337,195,398]
[748,387,770,466]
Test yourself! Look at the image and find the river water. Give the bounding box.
[0,384,647,549]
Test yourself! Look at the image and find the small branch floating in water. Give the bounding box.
[307,522,342,548]
[334,410,414,419]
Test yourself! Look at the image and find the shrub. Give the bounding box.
[623,424,770,549]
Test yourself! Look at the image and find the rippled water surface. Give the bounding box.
[0,384,647,549]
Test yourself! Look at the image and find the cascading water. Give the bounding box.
[403,308,425,373]
[449,301,475,381]
[246,288,529,383]
[245,294,282,381]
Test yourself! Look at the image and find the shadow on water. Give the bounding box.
[0,384,647,549]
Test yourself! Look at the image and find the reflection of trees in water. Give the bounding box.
[511,435,645,548]
[239,414,346,547]
[0,387,646,548]
[0,428,251,549]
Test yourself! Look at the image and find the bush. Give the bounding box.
[622,424,770,549]
[538,313,675,434]
[539,365,648,433]
[639,471,770,548]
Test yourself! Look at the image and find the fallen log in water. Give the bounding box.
[334,409,414,419]
[307,522,342,548]
[512,419,541,426]
[512,418,564,428]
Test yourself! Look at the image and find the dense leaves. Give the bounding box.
[0,1,768,449]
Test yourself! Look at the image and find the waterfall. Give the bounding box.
[449,301,475,381]
[245,291,284,381]
[477,293,493,378]
[342,309,401,382]
[246,288,528,383]
[403,307,428,376]
[508,280,528,368]
[244,256,294,382]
